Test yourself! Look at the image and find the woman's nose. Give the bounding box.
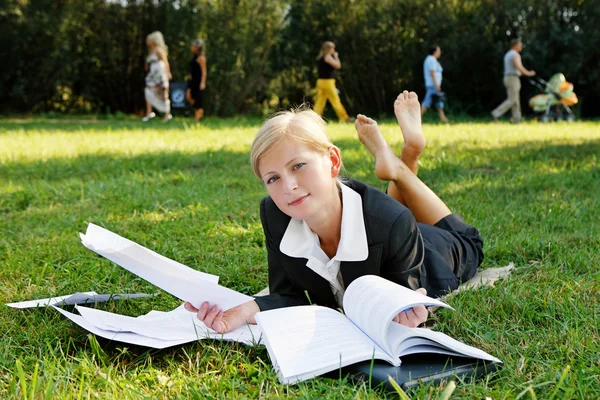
[285,177,298,193]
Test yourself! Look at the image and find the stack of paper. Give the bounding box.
[6,223,261,349]
[53,304,262,349]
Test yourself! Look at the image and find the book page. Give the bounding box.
[343,275,450,355]
[387,323,501,363]
[255,305,396,384]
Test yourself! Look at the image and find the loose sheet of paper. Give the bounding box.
[6,292,154,309]
[51,306,194,349]
[80,223,253,310]
[57,304,262,348]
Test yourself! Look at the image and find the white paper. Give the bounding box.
[81,223,219,284]
[387,324,501,363]
[80,223,253,309]
[343,275,451,355]
[255,305,394,384]
[51,306,193,349]
[53,304,262,348]
[6,292,154,309]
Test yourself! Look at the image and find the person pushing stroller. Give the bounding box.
[491,39,535,123]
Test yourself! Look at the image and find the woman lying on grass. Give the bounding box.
[185,91,484,332]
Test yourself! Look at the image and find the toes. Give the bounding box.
[408,91,419,100]
[356,114,375,125]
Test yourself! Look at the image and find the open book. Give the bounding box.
[255,275,501,384]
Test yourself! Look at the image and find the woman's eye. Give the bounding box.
[293,163,305,171]
[266,176,278,184]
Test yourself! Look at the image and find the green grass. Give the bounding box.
[1,116,599,399]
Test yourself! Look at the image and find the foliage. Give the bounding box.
[269,0,600,117]
[1,0,599,117]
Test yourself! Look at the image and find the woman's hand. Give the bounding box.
[184,300,260,333]
[392,288,429,328]
[200,82,206,90]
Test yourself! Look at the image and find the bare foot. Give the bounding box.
[355,114,406,181]
[394,91,426,173]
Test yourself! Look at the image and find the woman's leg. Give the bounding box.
[314,79,328,116]
[355,91,451,225]
[146,99,153,116]
[193,89,205,121]
[325,80,350,121]
[161,88,172,121]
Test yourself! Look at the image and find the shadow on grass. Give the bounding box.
[2,138,598,279]
[0,116,265,133]
[2,138,598,219]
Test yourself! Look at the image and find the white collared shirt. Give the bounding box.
[279,183,369,308]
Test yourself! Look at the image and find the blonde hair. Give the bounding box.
[147,31,168,56]
[318,41,334,59]
[191,39,205,55]
[250,106,343,179]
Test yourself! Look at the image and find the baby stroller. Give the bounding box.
[528,73,578,122]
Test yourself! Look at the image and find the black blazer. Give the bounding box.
[254,179,427,311]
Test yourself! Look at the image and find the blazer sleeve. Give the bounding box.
[253,198,310,311]
[381,208,427,291]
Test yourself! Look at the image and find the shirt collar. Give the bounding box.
[279,182,369,262]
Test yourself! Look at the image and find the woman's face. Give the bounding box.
[258,139,340,221]
[146,38,153,48]
[190,44,198,53]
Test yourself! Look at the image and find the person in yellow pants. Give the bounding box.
[314,41,355,123]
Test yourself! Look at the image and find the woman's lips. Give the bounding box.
[288,194,309,206]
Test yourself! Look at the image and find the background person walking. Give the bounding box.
[142,31,172,122]
[491,39,536,123]
[313,41,354,123]
[421,45,448,123]
[186,39,207,121]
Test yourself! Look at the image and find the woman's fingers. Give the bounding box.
[184,301,229,332]
[201,305,221,327]
[211,310,227,333]
[394,305,428,328]
[411,305,428,323]
[397,311,415,327]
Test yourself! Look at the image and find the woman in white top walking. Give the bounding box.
[142,31,172,122]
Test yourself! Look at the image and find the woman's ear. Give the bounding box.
[328,146,342,178]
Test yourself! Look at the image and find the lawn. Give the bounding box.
[0,116,599,399]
